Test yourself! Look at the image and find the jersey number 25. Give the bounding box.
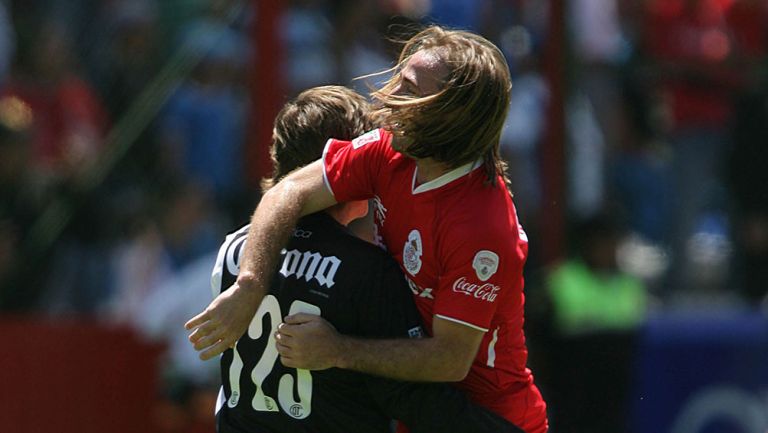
[227,295,320,420]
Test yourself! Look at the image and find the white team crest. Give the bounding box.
[473,250,499,281]
[403,229,423,276]
[352,129,380,149]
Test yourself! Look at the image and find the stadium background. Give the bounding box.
[0,0,766,432]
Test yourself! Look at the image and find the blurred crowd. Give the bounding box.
[0,0,767,432]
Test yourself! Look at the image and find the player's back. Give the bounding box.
[213,212,424,433]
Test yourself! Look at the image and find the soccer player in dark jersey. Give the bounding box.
[212,85,521,433]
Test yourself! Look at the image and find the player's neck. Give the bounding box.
[325,201,368,227]
[414,158,452,185]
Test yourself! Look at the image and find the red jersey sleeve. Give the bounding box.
[322,128,392,202]
[433,223,524,332]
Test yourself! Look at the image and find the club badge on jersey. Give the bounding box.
[472,250,499,282]
[403,229,423,276]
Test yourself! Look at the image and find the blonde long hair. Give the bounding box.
[372,26,512,186]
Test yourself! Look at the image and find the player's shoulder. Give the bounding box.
[330,226,399,270]
[436,187,526,269]
[330,128,400,159]
[224,223,250,243]
[218,223,250,261]
[296,213,395,265]
[212,223,251,295]
[444,182,518,238]
[349,128,390,149]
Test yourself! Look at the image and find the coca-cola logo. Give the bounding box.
[452,277,500,303]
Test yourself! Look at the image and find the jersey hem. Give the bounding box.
[434,314,489,332]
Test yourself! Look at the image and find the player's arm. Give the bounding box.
[185,160,336,360]
[278,313,481,381]
[343,318,483,382]
[277,225,513,381]
[367,378,524,433]
[276,250,481,382]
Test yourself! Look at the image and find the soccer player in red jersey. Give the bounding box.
[215,85,521,433]
[187,26,548,433]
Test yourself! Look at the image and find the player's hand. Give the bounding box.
[275,313,343,370]
[185,282,261,360]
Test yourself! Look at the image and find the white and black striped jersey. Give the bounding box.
[213,212,522,433]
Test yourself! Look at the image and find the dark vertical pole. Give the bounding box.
[541,0,567,264]
[248,0,284,188]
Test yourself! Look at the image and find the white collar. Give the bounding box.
[411,159,483,194]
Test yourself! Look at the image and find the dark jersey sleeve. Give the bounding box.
[365,378,524,433]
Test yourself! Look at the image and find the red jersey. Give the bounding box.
[322,129,547,433]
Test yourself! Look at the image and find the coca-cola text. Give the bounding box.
[452,277,500,302]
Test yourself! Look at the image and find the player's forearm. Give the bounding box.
[336,336,471,382]
[238,161,336,302]
[237,180,305,300]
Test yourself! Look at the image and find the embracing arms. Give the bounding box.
[185,160,336,359]
[277,313,484,382]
